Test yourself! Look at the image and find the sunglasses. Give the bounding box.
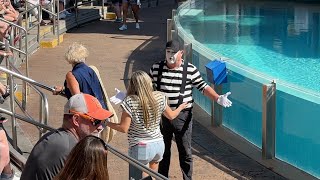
[69,110,104,126]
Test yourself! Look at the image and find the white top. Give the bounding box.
[121,91,167,147]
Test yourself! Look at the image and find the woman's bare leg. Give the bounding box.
[131,4,139,23]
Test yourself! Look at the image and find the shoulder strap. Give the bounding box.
[177,61,188,108]
[89,65,118,143]
[156,61,165,91]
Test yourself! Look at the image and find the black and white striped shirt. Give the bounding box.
[121,91,166,147]
[150,60,208,109]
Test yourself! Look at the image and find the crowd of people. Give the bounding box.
[0,38,232,179]
[111,0,141,31]
[0,0,19,178]
[0,0,17,56]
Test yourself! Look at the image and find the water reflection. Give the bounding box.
[179,0,320,92]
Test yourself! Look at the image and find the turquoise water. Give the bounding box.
[178,0,320,178]
[179,0,320,93]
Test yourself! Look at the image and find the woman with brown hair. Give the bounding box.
[55,135,109,180]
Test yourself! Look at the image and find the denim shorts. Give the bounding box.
[129,139,164,164]
[129,139,164,180]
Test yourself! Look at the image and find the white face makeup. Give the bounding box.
[166,49,177,64]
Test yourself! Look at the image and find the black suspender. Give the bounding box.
[156,60,188,108]
[156,60,165,91]
[177,61,188,108]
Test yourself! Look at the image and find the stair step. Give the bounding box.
[105,12,116,20]
[40,34,64,48]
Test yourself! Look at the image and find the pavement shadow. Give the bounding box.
[191,120,287,180]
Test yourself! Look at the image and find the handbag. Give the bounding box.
[89,65,119,142]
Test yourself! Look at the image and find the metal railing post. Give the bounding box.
[19,18,23,58]
[172,9,177,19]
[25,1,29,31]
[167,19,172,42]
[52,0,56,35]
[23,26,29,109]
[37,5,41,43]
[262,80,276,159]
[39,98,44,137]
[183,43,192,63]
[212,85,222,127]
[9,75,18,149]
[57,0,60,44]
[101,0,104,19]
[4,61,19,149]
[171,29,177,44]
[75,0,79,27]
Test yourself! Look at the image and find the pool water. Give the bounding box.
[178,0,320,93]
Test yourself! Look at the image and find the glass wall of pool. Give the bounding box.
[175,0,320,178]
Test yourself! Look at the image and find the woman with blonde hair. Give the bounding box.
[55,135,109,180]
[106,70,187,179]
[53,42,106,110]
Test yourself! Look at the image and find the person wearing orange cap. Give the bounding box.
[21,94,113,180]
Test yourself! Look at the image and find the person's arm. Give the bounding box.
[7,4,19,20]
[203,86,219,102]
[0,130,10,173]
[65,71,80,95]
[3,6,18,22]
[0,82,6,95]
[106,111,131,133]
[0,50,13,57]
[188,64,219,101]
[190,64,232,107]
[163,103,188,120]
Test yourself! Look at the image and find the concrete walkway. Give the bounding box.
[16,0,287,179]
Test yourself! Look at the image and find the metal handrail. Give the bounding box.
[0,17,27,32]
[0,66,168,179]
[9,64,50,134]
[0,66,55,93]
[0,66,53,146]
[0,17,28,102]
[0,107,55,132]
